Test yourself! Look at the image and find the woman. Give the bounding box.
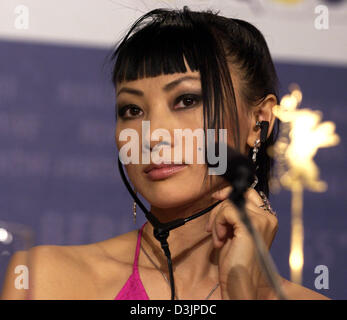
[1,7,329,300]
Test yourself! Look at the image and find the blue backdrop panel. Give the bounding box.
[0,40,346,299]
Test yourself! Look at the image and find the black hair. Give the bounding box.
[110,6,280,197]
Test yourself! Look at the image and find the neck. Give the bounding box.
[140,194,221,285]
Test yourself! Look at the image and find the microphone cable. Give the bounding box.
[117,157,222,300]
[117,147,287,300]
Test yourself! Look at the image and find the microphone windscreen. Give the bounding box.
[220,144,255,193]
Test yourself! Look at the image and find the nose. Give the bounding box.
[142,107,176,153]
[143,124,173,156]
[143,139,171,152]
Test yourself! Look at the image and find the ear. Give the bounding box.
[246,94,277,149]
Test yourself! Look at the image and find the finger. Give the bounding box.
[206,200,227,233]
[211,186,233,200]
[206,212,214,233]
[212,201,240,247]
[212,221,227,248]
[245,190,278,222]
[245,188,264,207]
[245,200,266,214]
[244,202,279,244]
[245,201,277,221]
[212,216,230,248]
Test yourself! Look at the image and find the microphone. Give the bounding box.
[215,145,255,209]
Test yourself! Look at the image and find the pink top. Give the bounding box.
[114,223,150,300]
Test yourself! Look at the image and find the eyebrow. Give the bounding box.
[116,75,200,97]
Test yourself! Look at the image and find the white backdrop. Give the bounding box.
[0,0,347,66]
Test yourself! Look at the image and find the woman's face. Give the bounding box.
[115,62,251,210]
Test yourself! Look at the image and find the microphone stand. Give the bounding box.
[211,145,288,300]
[229,186,287,300]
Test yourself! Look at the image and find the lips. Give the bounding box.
[144,163,181,173]
[144,163,188,181]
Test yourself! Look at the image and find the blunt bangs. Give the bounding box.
[112,23,201,83]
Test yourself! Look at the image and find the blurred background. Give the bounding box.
[0,0,346,299]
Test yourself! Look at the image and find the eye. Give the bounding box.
[117,105,143,119]
[174,94,202,110]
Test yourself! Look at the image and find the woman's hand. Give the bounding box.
[206,187,278,300]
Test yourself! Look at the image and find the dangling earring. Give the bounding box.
[133,189,137,224]
[252,138,261,166]
[251,138,260,189]
[251,120,269,189]
[253,120,270,164]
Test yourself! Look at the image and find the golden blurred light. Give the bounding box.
[289,248,304,271]
[271,84,340,284]
[289,246,304,284]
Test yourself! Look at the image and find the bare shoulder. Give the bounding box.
[1,229,139,300]
[261,276,331,300]
[280,276,331,300]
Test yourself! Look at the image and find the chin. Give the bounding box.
[143,183,200,209]
[142,174,207,209]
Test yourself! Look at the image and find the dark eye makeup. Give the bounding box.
[117,92,202,120]
[117,105,143,119]
[173,93,202,110]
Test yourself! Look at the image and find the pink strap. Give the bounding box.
[133,222,147,272]
[114,222,149,300]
